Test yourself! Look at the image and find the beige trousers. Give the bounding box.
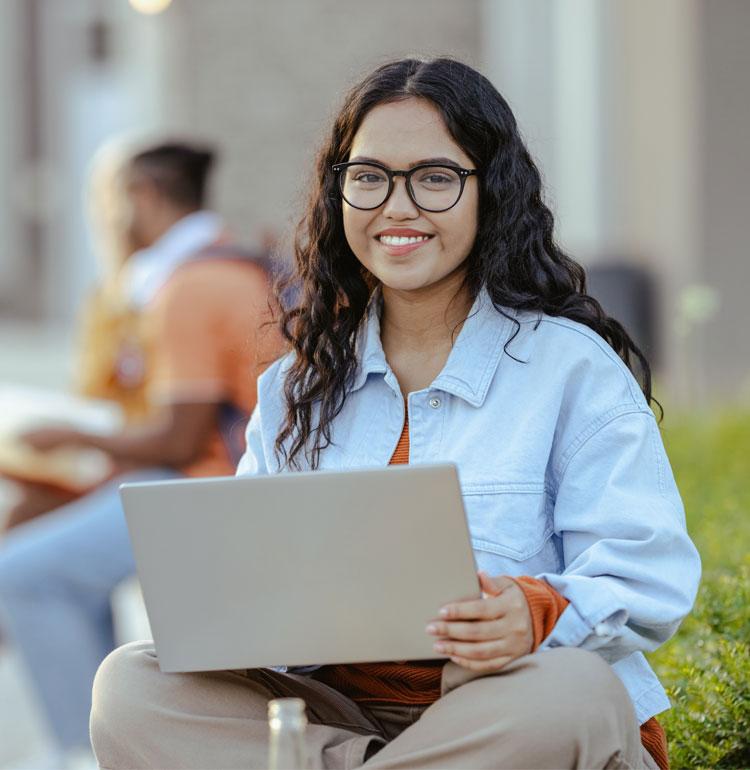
[90,642,660,770]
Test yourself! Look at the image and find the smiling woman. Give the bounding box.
[336,100,479,299]
[89,58,700,770]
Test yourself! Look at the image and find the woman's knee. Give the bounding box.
[90,640,161,753]
[531,647,637,734]
[461,648,641,767]
[544,647,630,698]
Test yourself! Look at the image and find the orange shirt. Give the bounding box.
[142,257,281,477]
[314,404,669,769]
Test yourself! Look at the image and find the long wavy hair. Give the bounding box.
[275,57,660,470]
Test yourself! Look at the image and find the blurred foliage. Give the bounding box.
[648,410,750,769]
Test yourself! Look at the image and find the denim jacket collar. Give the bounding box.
[350,286,518,407]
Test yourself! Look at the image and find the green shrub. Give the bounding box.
[650,561,750,769]
[646,411,750,769]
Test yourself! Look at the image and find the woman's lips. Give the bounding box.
[376,234,433,256]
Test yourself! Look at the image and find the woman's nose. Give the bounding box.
[382,177,419,219]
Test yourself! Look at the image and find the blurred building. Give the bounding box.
[0,0,748,408]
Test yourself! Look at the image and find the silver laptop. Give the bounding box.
[120,463,479,673]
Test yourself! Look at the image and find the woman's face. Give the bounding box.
[342,98,478,294]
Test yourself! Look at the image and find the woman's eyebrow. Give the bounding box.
[348,155,462,168]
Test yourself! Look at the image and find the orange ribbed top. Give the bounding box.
[314,406,668,767]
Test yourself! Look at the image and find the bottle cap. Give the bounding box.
[268,698,306,720]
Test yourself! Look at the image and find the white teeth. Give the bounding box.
[379,235,430,246]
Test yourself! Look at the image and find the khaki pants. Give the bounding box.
[90,642,659,769]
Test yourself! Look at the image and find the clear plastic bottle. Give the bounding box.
[267,697,308,770]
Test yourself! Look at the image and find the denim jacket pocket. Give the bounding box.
[461,482,558,574]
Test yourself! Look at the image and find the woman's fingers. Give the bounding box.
[437,595,503,621]
[432,636,513,660]
[426,618,506,642]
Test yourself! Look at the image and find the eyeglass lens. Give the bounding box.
[339,164,463,211]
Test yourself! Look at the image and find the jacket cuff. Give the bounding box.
[511,576,570,651]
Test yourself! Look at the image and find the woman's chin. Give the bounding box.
[367,262,433,293]
[378,275,435,293]
[376,267,465,296]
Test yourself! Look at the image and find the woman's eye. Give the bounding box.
[416,171,456,187]
[353,173,386,184]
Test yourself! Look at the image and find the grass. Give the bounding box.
[647,410,750,769]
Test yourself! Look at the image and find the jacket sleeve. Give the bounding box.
[235,404,268,477]
[537,407,701,663]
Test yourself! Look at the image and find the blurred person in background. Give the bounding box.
[0,139,152,532]
[0,141,281,768]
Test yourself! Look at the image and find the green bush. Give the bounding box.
[646,411,750,769]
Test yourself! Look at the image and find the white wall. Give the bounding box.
[480,0,606,263]
[480,0,707,406]
[700,0,750,402]
[601,0,704,406]
[0,0,26,315]
[0,0,192,325]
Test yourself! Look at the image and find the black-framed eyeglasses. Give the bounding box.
[332,161,477,213]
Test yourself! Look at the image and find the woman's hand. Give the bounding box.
[19,427,85,452]
[426,571,534,673]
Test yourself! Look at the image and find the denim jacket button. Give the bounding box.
[429,397,441,409]
[594,622,610,637]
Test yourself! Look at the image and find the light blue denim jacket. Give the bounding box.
[236,287,701,724]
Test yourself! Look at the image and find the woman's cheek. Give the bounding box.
[342,211,371,264]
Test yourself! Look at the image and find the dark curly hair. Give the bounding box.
[275,56,660,470]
